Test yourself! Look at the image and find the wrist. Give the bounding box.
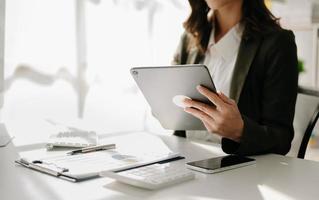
[232,119,244,142]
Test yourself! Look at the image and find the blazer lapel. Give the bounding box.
[187,47,203,64]
[229,31,262,103]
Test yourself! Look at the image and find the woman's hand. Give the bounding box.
[183,85,244,142]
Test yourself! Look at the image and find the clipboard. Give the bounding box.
[15,158,78,182]
[15,149,183,182]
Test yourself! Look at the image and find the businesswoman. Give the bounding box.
[172,0,298,155]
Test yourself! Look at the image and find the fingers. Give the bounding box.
[218,92,235,105]
[183,98,217,118]
[185,107,215,133]
[202,120,214,133]
[197,85,225,108]
[184,107,214,125]
[183,87,243,140]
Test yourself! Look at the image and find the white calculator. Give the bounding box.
[101,163,195,190]
[46,131,98,150]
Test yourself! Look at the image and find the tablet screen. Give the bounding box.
[187,155,255,170]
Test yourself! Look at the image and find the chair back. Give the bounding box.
[288,86,319,158]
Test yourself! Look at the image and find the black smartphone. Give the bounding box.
[186,155,256,174]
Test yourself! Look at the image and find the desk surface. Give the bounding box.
[1,131,319,200]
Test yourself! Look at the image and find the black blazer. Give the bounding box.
[172,27,298,156]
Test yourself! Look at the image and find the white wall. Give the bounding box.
[272,0,319,88]
[0,0,4,113]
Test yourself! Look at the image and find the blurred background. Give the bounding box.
[2,0,319,160]
[2,0,189,146]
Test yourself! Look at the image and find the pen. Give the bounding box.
[66,144,116,155]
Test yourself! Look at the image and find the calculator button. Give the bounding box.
[102,163,195,190]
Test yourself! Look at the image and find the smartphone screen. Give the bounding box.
[186,155,255,170]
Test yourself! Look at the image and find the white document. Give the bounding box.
[16,132,181,181]
[35,149,179,179]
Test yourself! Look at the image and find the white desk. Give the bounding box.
[1,131,319,200]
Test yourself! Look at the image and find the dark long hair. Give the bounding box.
[184,0,281,53]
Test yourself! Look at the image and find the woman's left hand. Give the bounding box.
[183,85,244,142]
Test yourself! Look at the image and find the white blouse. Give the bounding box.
[186,22,244,143]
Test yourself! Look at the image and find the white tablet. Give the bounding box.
[130,64,216,130]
